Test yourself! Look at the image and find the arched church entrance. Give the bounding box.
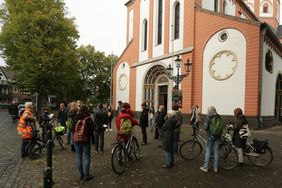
[275,74,282,122]
[144,65,169,109]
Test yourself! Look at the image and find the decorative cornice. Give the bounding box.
[131,46,194,68]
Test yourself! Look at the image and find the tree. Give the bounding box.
[77,45,118,104]
[0,0,80,109]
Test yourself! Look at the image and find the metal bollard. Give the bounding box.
[44,139,53,187]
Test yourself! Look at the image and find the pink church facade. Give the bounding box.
[113,0,282,128]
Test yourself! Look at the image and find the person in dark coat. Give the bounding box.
[93,103,108,153]
[8,101,18,123]
[172,104,183,154]
[106,104,114,131]
[38,107,52,141]
[139,102,149,145]
[229,107,249,166]
[154,105,166,139]
[162,110,180,168]
[58,103,68,132]
[67,102,78,152]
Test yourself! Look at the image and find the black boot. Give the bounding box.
[71,144,76,152]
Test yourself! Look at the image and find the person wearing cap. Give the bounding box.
[115,103,139,143]
[17,102,35,158]
[140,102,149,145]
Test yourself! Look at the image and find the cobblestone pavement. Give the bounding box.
[1,110,282,188]
[0,110,23,188]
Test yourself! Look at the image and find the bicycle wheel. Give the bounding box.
[111,144,127,175]
[179,140,202,160]
[26,142,42,159]
[56,136,66,150]
[220,143,238,170]
[247,147,273,167]
[132,136,140,161]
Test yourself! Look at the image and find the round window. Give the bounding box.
[219,32,228,42]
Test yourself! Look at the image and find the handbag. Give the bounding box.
[239,124,251,139]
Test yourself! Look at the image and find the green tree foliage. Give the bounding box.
[0,0,80,107]
[77,45,117,104]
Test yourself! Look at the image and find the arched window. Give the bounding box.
[174,2,180,40]
[222,0,227,14]
[263,3,269,13]
[265,50,273,73]
[157,0,163,45]
[214,0,219,12]
[142,19,148,51]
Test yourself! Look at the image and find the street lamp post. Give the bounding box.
[166,55,192,90]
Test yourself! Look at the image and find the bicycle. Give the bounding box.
[111,132,140,175]
[222,124,273,168]
[26,116,66,159]
[179,125,238,170]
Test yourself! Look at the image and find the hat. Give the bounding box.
[141,102,146,106]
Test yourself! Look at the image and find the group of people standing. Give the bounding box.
[17,99,250,181]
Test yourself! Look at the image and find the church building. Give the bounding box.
[113,0,282,127]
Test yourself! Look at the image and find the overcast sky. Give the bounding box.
[0,0,282,66]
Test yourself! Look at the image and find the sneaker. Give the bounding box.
[200,166,208,172]
[142,142,147,145]
[214,168,218,173]
[94,150,99,154]
[109,129,113,131]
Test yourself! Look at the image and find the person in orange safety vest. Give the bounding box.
[17,102,35,158]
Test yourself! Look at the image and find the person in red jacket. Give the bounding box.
[116,102,139,142]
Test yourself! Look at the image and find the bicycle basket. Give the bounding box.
[253,139,268,154]
[53,126,65,135]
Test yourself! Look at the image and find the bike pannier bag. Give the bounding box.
[119,118,132,136]
[253,139,267,154]
[74,117,90,143]
[210,116,224,137]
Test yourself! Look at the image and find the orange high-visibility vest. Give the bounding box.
[17,109,33,139]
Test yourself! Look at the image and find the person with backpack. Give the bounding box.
[93,103,108,153]
[228,108,249,166]
[73,105,94,181]
[116,103,139,143]
[200,106,223,173]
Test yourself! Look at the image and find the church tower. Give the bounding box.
[244,0,280,29]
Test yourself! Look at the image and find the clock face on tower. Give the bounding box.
[209,51,238,81]
[119,74,128,90]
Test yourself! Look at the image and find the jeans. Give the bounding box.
[74,143,91,177]
[204,137,221,169]
[164,151,174,166]
[94,129,105,151]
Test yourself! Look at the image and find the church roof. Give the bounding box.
[277,25,282,38]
